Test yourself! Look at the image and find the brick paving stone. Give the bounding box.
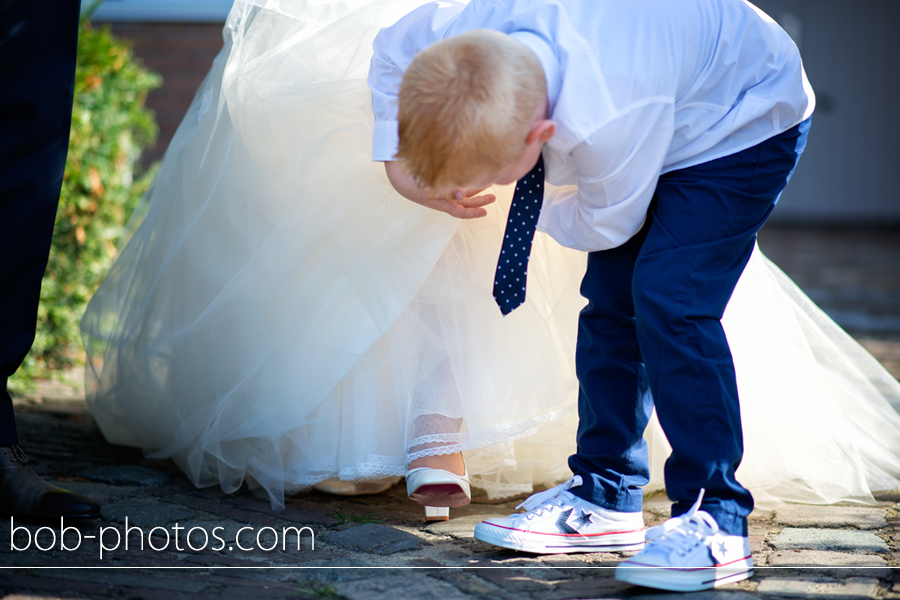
[764,550,891,578]
[82,465,173,487]
[212,545,312,564]
[325,522,429,555]
[299,557,375,567]
[770,528,890,553]
[167,519,258,549]
[749,523,769,554]
[430,569,519,600]
[471,567,617,596]
[45,480,141,505]
[577,554,630,567]
[424,514,506,539]
[217,584,318,600]
[168,517,318,557]
[400,557,446,567]
[216,494,337,527]
[334,573,471,600]
[527,574,634,600]
[210,569,300,583]
[31,569,210,593]
[181,576,305,599]
[113,591,205,600]
[774,505,888,530]
[100,498,206,528]
[525,555,592,567]
[170,494,335,546]
[0,574,112,597]
[419,547,476,565]
[1,553,74,568]
[756,576,881,598]
[631,591,759,600]
[182,549,334,566]
[642,496,672,519]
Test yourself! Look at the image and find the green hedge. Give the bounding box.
[10,18,161,389]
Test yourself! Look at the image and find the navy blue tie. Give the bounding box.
[493,155,544,315]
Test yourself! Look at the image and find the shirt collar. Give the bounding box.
[509,31,562,117]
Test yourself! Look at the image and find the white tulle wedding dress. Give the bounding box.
[81,0,900,511]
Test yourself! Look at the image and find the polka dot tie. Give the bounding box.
[493,155,544,315]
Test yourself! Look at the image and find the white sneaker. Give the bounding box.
[473,476,645,554]
[615,489,753,592]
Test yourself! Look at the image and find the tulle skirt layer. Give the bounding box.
[82,0,900,510]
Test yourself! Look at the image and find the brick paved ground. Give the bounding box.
[1,225,898,599]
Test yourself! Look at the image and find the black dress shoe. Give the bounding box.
[0,444,100,519]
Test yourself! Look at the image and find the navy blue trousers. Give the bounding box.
[568,120,810,537]
[0,0,80,444]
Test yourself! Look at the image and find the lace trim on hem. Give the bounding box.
[405,403,575,462]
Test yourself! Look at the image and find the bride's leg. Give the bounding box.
[405,409,472,514]
[402,306,472,517]
[407,413,466,476]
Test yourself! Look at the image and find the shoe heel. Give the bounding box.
[424,506,449,522]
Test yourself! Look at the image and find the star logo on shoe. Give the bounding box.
[708,535,731,563]
[556,508,596,533]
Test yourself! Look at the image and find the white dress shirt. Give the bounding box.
[369,0,815,251]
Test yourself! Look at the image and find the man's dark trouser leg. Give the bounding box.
[0,0,80,442]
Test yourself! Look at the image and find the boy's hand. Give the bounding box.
[383,161,495,219]
[421,188,496,219]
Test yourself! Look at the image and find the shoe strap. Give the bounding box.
[516,475,583,512]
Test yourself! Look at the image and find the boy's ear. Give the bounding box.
[526,120,556,145]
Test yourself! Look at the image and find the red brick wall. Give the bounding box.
[107,22,226,167]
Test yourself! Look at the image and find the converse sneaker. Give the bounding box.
[615,489,753,592]
[473,475,645,553]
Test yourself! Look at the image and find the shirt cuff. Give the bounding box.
[372,120,400,161]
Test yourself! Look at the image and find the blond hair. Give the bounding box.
[397,30,546,190]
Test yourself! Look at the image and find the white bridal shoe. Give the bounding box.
[406,464,471,522]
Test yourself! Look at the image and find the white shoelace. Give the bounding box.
[644,489,721,557]
[508,475,584,523]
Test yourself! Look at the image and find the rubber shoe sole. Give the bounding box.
[615,556,753,591]
[474,520,645,554]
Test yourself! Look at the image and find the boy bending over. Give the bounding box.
[369,0,813,591]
